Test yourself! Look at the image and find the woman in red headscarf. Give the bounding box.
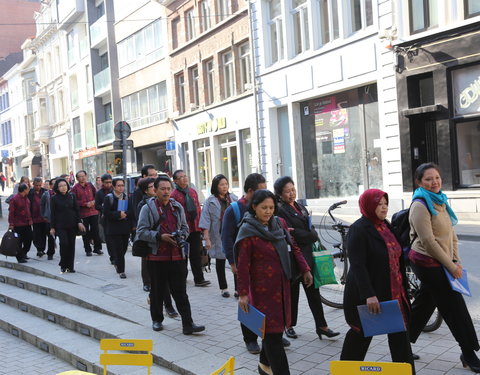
[340,189,415,372]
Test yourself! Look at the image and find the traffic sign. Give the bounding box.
[114,121,131,140]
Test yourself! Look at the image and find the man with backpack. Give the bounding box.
[221,173,268,354]
[71,170,103,256]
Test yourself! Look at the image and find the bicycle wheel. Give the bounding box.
[423,310,443,332]
[319,251,348,309]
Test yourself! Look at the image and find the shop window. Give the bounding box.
[407,73,434,108]
[409,0,438,34]
[176,73,186,114]
[204,59,215,105]
[218,132,239,189]
[181,142,191,177]
[199,0,211,32]
[194,138,212,193]
[456,120,480,186]
[240,128,253,177]
[190,66,200,109]
[465,0,480,18]
[222,51,234,99]
[318,0,340,45]
[292,0,310,56]
[185,8,196,41]
[266,0,284,66]
[301,85,382,198]
[239,42,252,92]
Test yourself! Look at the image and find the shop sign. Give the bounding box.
[197,117,226,135]
[78,147,101,159]
[452,64,480,116]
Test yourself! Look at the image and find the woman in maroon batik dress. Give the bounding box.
[235,189,312,375]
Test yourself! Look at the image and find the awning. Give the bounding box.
[20,154,41,168]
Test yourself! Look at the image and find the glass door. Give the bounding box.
[218,132,240,189]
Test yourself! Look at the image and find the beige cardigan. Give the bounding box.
[409,200,459,273]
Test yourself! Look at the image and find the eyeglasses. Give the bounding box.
[116,184,125,187]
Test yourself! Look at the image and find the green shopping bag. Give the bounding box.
[313,250,337,288]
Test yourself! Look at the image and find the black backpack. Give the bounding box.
[391,198,428,251]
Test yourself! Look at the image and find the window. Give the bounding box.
[69,75,78,109]
[49,94,56,124]
[96,1,105,18]
[239,42,252,92]
[72,117,82,151]
[199,0,211,32]
[240,128,253,177]
[58,91,65,120]
[204,59,215,105]
[0,92,9,112]
[66,30,77,67]
[216,0,230,21]
[86,65,92,102]
[121,82,168,128]
[222,51,234,98]
[100,53,109,69]
[190,66,200,109]
[194,138,212,192]
[267,0,284,65]
[172,17,180,49]
[185,8,196,41]
[465,0,480,18]
[318,0,339,45]
[409,0,438,34]
[117,20,166,75]
[181,142,191,176]
[292,0,310,55]
[456,120,480,186]
[348,0,373,33]
[176,74,186,114]
[0,121,12,145]
[218,132,239,189]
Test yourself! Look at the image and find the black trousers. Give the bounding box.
[141,257,151,286]
[341,329,415,373]
[215,258,228,290]
[81,215,102,253]
[185,231,205,283]
[147,259,193,328]
[410,264,479,351]
[290,280,327,329]
[14,225,33,261]
[100,219,114,261]
[259,333,290,375]
[108,234,129,273]
[57,227,76,270]
[32,222,55,255]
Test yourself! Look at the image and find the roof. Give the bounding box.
[0,52,23,77]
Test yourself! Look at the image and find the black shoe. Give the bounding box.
[282,337,290,347]
[152,321,163,331]
[194,280,211,287]
[460,353,480,373]
[182,323,205,335]
[47,255,53,260]
[18,258,28,264]
[24,256,30,260]
[66,269,75,273]
[234,291,239,299]
[119,273,126,279]
[165,306,179,318]
[86,252,92,257]
[221,290,230,298]
[246,341,260,354]
[60,267,66,273]
[412,354,420,360]
[317,327,340,339]
[285,327,297,339]
[37,251,45,257]
[143,284,151,292]
[93,250,104,255]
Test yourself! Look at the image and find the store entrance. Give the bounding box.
[409,117,437,184]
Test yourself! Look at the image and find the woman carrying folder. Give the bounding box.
[340,189,415,371]
[408,163,479,372]
[235,189,313,375]
[103,177,133,279]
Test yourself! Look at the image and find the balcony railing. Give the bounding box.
[90,15,107,48]
[96,119,114,145]
[94,67,111,96]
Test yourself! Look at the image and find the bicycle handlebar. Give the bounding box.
[328,200,347,212]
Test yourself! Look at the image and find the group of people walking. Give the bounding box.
[5,161,479,375]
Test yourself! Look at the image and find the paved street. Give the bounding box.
[0,188,479,374]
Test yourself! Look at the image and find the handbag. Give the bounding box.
[132,211,161,257]
[312,249,337,288]
[0,230,21,257]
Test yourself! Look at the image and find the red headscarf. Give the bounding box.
[359,188,389,225]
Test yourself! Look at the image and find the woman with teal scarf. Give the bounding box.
[408,163,479,373]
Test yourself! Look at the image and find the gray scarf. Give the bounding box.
[234,212,292,279]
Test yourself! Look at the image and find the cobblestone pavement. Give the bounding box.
[0,328,76,375]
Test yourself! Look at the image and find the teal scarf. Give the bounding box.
[412,187,458,226]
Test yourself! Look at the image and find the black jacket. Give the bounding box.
[50,192,81,230]
[28,187,47,212]
[276,201,319,269]
[103,193,133,235]
[95,187,113,214]
[343,216,410,330]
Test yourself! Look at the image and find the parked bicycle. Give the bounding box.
[317,200,443,332]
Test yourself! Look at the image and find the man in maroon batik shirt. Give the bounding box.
[71,170,103,256]
[8,183,33,263]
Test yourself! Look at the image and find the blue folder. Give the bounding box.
[237,304,266,339]
[117,200,128,211]
[357,300,405,337]
[443,267,471,297]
